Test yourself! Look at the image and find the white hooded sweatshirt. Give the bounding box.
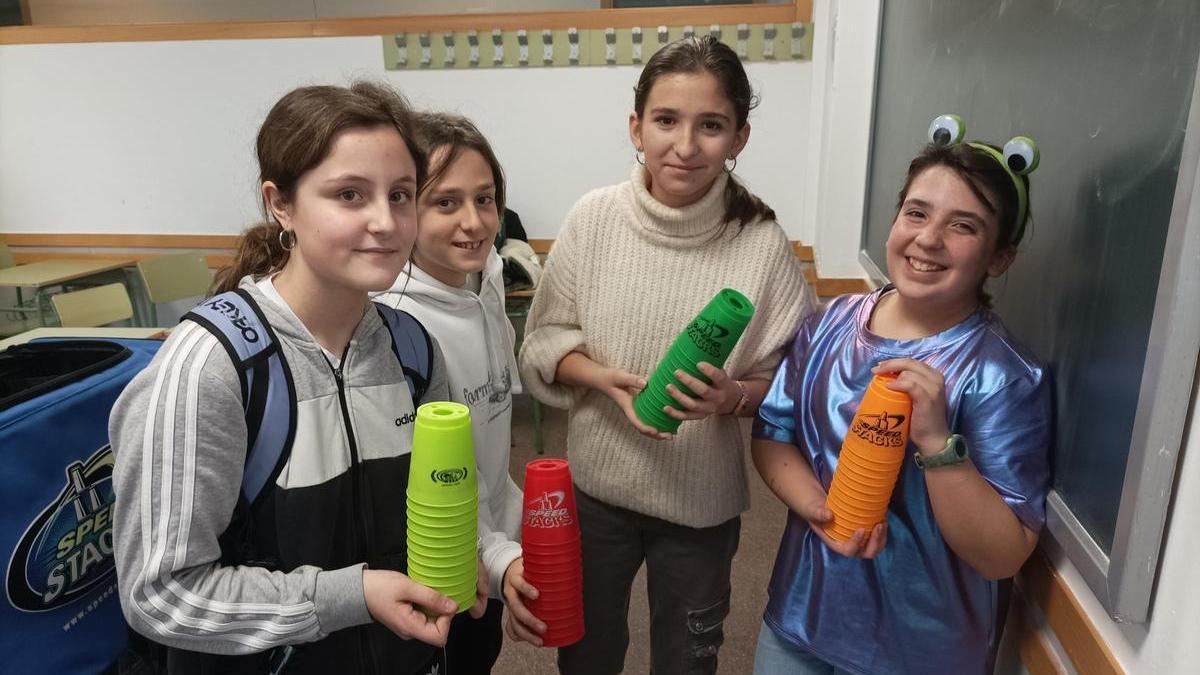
[374,250,524,598]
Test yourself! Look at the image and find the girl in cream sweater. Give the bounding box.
[519,36,813,675]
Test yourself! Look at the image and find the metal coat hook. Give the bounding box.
[468,30,480,66]
[492,29,504,66]
[517,29,529,66]
[568,27,580,65]
[791,23,806,59]
[419,32,432,67]
[393,34,407,67]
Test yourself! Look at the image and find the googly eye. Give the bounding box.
[1003,136,1039,174]
[928,114,965,146]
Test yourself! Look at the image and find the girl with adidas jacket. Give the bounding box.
[375,112,542,673]
[109,83,482,675]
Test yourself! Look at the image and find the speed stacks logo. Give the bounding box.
[6,445,117,612]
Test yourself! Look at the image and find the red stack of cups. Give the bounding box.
[521,459,585,647]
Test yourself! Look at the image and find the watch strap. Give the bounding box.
[914,433,969,469]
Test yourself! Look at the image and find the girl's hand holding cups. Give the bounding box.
[663,362,741,421]
[799,492,889,560]
[501,557,547,645]
[873,359,951,457]
[596,366,672,441]
[363,569,456,646]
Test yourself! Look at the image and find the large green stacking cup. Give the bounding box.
[406,401,478,613]
[407,402,477,505]
[633,288,755,433]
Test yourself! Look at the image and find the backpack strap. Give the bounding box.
[373,303,433,405]
[183,289,297,505]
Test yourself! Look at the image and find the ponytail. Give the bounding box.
[212,221,288,294]
[721,175,777,235]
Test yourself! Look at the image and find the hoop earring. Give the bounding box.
[724,157,738,173]
[278,228,297,251]
[635,150,646,166]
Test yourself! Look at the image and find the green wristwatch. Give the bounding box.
[913,433,969,469]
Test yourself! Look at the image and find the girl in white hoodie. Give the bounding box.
[375,112,544,672]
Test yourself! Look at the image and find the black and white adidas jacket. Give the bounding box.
[109,276,449,674]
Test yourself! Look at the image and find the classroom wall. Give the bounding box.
[798,0,879,279]
[0,34,811,241]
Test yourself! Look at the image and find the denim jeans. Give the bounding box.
[753,621,855,675]
[556,487,741,675]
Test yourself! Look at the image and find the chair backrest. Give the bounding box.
[136,252,212,304]
[0,241,15,269]
[51,283,133,327]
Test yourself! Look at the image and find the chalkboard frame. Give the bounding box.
[1041,61,1200,624]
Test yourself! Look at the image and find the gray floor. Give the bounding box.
[494,394,789,675]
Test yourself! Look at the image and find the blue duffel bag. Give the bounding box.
[1,338,161,675]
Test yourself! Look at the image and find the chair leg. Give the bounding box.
[532,397,545,455]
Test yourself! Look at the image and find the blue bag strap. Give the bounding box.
[373,303,433,405]
[183,289,297,505]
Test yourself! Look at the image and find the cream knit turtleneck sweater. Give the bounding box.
[519,166,814,527]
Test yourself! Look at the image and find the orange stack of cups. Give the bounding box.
[824,372,912,542]
[520,459,585,648]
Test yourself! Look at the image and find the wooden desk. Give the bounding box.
[0,326,166,350]
[0,257,136,326]
[0,258,134,288]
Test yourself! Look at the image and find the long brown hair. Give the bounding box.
[415,112,506,215]
[896,142,1032,307]
[633,35,775,235]
[213,82,426,294]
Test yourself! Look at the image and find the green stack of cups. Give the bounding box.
[633,288,756,434]
[406,401,478,613]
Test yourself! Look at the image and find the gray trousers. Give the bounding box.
[557,487,741,675]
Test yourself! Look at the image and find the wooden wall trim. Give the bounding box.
[1020,551,1124,675]
[814,277,869,297]
[1,233,239,249]
[0,3,806,46]
[793,242,815,262]
[10,250,233,268]
[801,267,869,297]
[1,231,867,297]
[1010,590,1068,675]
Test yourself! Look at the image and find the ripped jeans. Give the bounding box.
[557,487,741,675]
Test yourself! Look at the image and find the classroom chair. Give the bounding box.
[50,283,133,328]
[0,241,43,332]
[0,241,15,269]
[135,252,212,326]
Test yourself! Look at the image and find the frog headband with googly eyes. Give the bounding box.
[927,114,1039,246]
